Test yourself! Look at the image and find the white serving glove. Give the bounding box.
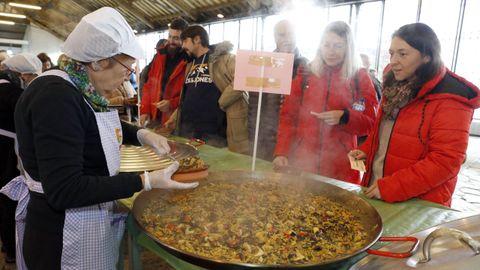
[137,129,170,156]
[143,162,199,190]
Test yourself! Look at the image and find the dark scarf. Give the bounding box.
[382,79,418,120]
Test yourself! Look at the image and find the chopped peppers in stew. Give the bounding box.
[141,180,368,265]
[177,156,205,172]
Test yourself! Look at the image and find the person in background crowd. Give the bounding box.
[368,67,378,79]
[0,53,41,264]
[360,53,382,101]
[2,53,43,88]
[130,69,138,90]
[138,38,167,107]
[166,25,249,154]
[140,19,189,127]
[0,50,10,71]
[0,8,197,269]
[138,39,168,92]
[106,81,137,107]
[248,19,308,161]
[56,53,69,69]
[37,52,53,72]
[0,50,9,63]
[106,81,138,122]
[0,69,23,264]
[349,23,480,206]
[273,21,378,183]
[0,50,11,263]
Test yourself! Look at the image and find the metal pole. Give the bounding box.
[251,60,265,172]
[452,0,467,72]
[374,0,385,74]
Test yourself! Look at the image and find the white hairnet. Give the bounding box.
[3,53,42,75]
[62,7,142,62]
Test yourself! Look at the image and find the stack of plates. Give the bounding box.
[120,141,198,172]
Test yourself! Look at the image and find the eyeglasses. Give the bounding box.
[111,56,135,77]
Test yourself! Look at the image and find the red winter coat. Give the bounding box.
[275,65,378,183]
[360,66,480,206]
[140,51,186,124]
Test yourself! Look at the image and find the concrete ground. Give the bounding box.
[451,136,480,213]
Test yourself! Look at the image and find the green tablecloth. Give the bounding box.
[120,140,473,270]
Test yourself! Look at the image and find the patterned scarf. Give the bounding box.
[61,58,109,112]
[382,79,418,120]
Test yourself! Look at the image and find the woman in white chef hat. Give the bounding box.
[0,53,42,265]
[0,7,197,270]
[2,53,42,88]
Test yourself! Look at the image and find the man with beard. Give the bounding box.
[140,18,189,127]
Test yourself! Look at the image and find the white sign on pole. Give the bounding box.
[233,50,294,171]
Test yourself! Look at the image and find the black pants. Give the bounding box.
[0,194,16,258]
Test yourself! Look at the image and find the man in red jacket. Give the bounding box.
[140,18,189,127]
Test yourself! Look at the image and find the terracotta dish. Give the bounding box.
[172,166,209,182]
[172,156,209,182]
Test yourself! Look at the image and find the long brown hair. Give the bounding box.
[384,23,443,92]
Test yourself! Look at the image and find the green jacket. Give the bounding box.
[172,41,249,154]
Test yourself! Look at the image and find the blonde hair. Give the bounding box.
[0,51,10,63]
[310,21,360,79]
[57,54,70,69]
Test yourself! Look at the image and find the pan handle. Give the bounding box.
[418,227,480,263]
[367,236,419,258]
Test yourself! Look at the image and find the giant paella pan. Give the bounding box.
[132,171,416,269]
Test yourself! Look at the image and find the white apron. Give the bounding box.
[1,70,127,270]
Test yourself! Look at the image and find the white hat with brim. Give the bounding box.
[62,7,143,62]
[2,53,42,75]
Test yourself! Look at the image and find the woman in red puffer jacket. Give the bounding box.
[349,23,480,206]
[273,21,378,184]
